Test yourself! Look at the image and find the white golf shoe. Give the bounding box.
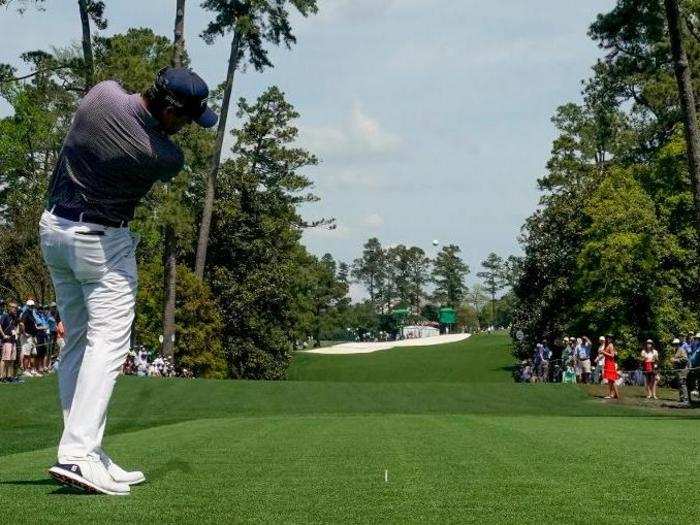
[49,455,130,495]
[97,447,146,485]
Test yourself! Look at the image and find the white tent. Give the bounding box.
[401,325,440,339]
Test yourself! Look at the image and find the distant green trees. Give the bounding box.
[432,245,470,307]
[349,238,514,334]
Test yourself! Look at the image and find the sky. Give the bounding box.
[0,0,615,300]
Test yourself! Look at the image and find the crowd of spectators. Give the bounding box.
[1,299,64,383]
[518,332,700,404]
[1,298,195,383]
[122,345,194,378]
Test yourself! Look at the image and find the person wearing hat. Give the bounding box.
[39,67,218,495]
[671,338,690,405]
[19,300,39,376]
[640,340,659,400]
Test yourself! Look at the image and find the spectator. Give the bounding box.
[520,360,533,382]
[592,336,606,384]
[691,332,700,367]
[562,364,577,383]
[533,343,550,382]
[1,302,20,383]
[640,339,659,400]
[601,335,621,400]
[561,337,574,367]
[33,304,50,374]
[541,341,551,382]
[576,336,592,384]
[20,300,39,376]
[671,338,689,405]
[136,347,150,376]
[46,303,58,364]
[56,316,65,353]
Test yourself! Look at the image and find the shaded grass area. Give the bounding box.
[2,414,699,523]
[1,373,646,458]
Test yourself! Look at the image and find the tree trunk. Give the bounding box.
[77,0,94,92]
[194,30,243,278]
[665,0,700,295]
[162,225,177,360]
[172,0,186,68]
[161,0,187,361]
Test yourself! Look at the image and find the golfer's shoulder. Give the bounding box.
[83,80,128,105]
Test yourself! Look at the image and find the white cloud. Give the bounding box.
[317,0,398,22]
[299,101,401,162]
[362,213,384,229]
[316,0,440,23]
[350,102,401,154]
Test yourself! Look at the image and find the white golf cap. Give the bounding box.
[598,336,605,341]
[696,332,700,338]
[563,337,569,342]
[672,338,681,345]
[26,299,35,306]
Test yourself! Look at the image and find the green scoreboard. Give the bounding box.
[438,307,456,324]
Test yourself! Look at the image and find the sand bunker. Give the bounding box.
[302,333,471,355]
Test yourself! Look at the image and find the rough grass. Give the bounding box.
[0,333,697,523]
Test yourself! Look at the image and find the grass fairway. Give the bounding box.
[1,333,698,523]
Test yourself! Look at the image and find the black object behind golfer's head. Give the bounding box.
[154,67,218,128]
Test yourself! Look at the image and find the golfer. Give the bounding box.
[40,67,217,495]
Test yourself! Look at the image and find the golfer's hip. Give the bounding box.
[40,209,139,282]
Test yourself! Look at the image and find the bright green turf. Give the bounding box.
[1,333,698,523]
[287,334,513,382]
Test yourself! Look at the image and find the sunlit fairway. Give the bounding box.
[1,333,698,523]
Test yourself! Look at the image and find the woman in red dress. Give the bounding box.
[602,335,621,400]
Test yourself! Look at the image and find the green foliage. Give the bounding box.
[207,86,324,378]
[351,237,385,308]
[136,263,227,378]
[200,0,319,70]
[477,252,505,324]
[93,28,175,93]
[512,1,700,359]
[384,244,431,312]
[0,52,77,303]
[431,244,469,307]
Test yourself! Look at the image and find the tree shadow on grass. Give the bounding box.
[148,458,192,481]
[49,487,94,496]
[0,479,56,486]
[0,478,95,495]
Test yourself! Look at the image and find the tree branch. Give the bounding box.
[0,65,72,84]
[684,15,700,43]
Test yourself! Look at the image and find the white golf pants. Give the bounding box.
[39,210,138,460]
